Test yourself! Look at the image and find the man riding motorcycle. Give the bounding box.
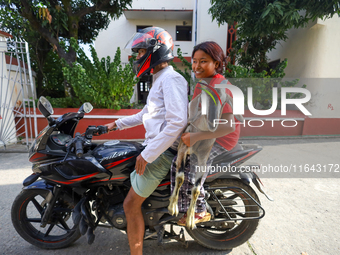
[105,27,188,255]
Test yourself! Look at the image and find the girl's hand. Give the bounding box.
[181,132,199,147]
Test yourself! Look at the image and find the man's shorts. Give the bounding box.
[130,149,175,198]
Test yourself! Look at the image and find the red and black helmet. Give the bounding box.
[124,27,174,77]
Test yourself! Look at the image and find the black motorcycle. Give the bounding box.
[11,96,271,250]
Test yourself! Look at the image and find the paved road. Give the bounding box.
[1,138,340,255]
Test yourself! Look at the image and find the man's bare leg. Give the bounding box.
[123,187,147,255]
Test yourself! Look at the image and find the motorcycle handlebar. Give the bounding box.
[85,125,109,139]
[95,125,108,135]
[74,132,83,158]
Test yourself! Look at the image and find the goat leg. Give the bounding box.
[168,171,184,216]
[186,184,201,230]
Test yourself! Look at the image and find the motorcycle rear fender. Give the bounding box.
[206,165,273,201]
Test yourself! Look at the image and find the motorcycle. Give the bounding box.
[11,96,272,250]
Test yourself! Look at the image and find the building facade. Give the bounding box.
[94,0,230,102]
[267,16,340,119]
[95,0,228,65]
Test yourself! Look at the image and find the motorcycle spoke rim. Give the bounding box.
[44,224,55,237]
[198,188,253,237]
[31,198,44,215]
[56,218,72,231]
[21,193,76,242]
[25,218,42,223]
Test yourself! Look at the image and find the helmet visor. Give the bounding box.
[124,32,155,55]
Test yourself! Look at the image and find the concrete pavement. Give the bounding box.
[1,138,340,255]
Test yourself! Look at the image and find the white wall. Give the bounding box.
[130,0,193,9]
[267,15,340,118]
[95,0,229,62]
[95,18,194,63]
[196,0,228,51]
[94,0,229,102]
[296,78,340,118]
[268,16,340,78]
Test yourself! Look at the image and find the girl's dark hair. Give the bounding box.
[192,41,227,74]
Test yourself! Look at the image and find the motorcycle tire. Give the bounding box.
[11,189,81,249]
[186,179,260,250]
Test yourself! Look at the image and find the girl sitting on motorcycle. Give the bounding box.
[172,41,241,226]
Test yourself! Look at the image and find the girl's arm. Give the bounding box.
[181,113,235,147]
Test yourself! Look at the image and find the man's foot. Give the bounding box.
[177,211,211,226]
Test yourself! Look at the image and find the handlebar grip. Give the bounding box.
[98,125,108,134]
[75,137,83,158]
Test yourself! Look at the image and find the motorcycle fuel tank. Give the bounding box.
[92,140,144,175]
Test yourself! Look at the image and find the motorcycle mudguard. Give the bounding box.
[22,179,55,202]
[206,166,273,201]
[239,171,273,201]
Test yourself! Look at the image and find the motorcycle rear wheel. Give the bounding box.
[11,189,81,249]
[186,179,260,250]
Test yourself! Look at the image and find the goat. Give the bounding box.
[168,79,244,229]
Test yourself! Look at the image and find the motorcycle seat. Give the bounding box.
[211,143,244,165]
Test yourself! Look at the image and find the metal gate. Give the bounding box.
[0,38,37,150]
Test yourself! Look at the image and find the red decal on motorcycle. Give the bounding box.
[158,181,170,187]
[90,176,126,183]
[104,156,134,169]
[50,172,99,185]
[207,173,219,178]
[137,54,151,77]
[29,152,48,162]
[37,131,45,139]
[19,197,30,221]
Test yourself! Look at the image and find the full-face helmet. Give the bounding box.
[124,27,174,77]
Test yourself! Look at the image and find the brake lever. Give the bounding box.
[93,125,109,136]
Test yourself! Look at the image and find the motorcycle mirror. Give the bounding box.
[78,102,93,114]
[38,96,54,117]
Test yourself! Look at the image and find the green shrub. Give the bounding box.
[44,97,80,108]
[170,48,195,92]
[62,38,138,110]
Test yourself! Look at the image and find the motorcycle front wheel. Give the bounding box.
[11,189,81,249]
[186,179,261,250]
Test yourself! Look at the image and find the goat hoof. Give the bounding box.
[186,214,195,230]
[186,209,196,230]
[167,202,179,216]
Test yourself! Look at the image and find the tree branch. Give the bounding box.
[19,0,68,61]
[74,0,111,19]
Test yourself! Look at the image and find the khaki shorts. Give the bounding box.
[130,149,174,198]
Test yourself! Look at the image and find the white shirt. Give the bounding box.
[116,66,188,163]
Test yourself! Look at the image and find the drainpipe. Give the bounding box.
[194,0,198,46]
[190,0,198,95]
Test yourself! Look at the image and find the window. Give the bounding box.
[137,25,152,32]
[176,26,192,41]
